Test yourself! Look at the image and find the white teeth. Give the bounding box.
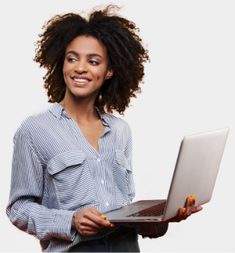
[73,78,89,83]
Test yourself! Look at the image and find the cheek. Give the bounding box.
[95,75,105,84]
[63,70,68,78]
[62,65,70,85]
[62,66,67,76]
[62,70,68,82]
[94,69,108,81]
[62,61,71,77]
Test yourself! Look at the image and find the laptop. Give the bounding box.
[106,128,229,222]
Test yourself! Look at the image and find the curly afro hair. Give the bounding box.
[34,5,149,114]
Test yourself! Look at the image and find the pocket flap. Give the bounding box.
[47,150,86,175]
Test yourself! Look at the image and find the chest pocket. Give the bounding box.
[47,150,96,209]
[112,150,134,202]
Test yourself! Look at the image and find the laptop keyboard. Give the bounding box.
[128,201,166,217]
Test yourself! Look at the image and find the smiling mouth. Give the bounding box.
[71,76,91,84]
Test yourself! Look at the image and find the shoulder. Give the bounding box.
[105,113,130,127]
[14,107,53,140]
[103,113,131,135]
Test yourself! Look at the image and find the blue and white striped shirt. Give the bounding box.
[6,102,135,252]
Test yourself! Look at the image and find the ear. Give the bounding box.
[105,69,114,80]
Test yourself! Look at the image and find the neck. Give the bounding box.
[60,93,99,123]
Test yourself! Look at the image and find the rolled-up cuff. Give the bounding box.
[154,222,168,237]
[51,209,77,241]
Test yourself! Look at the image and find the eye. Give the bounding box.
[66,57,77,63]
[89,59,99,66]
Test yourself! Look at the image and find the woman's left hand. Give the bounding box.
[165,195,203,223]
[137,195,203,238]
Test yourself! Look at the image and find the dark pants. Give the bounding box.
[68,226,140,252]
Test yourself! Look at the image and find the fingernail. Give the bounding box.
[110,223,115,228]
[188,198,193,205]
[101,214,107,220]
[188,195,196,205]
[191,195,196,201]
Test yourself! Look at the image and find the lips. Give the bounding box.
[71,75,91,85]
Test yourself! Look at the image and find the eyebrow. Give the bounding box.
[66,50,102,58]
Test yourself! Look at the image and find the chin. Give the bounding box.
[66,85,99,100]
[68,87,88,96]
[71,91,95,99]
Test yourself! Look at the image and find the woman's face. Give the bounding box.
[63,35,113,101]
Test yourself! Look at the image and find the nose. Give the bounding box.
[75,59,88,73]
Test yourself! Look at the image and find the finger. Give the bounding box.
[76,210,104,230]
[186,195,196,207]
[179,207,187,216]
[86,207,106,221]
[184,205,203,219]
[100,213,116,227]
[191,205,203,213]
[90,208,102,216]
[186,205,203,215]
[84,211,113,228]
[185,204,197,217]
[79,216,103,230]
[83,213,105,228]
[78,223,101,236]
[79,223,100,232]
[100,214,115,227]
[179,207,190,220]
[101,214,107,220]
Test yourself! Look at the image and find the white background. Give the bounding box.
[1,0,235,252]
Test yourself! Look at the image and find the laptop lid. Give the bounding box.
[106,128,229,223]
[162,127,229,221]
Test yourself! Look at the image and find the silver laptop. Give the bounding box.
[106,128,229,222]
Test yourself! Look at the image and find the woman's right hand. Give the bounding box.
[72,207,114,236]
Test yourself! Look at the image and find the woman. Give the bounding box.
[6,5,202,252]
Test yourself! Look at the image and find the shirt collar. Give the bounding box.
[49,102,64,119]
[49,102,110,127]
[95,107,110,127]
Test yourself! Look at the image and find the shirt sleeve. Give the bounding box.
[124,123,136,202]
[136,222,169,238]
[6,128,76,242]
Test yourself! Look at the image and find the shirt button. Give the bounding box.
[97,158,101,162]
[101,180,104,184]
[105,202,109,207]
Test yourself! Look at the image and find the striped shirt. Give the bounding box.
[6,102,135,252]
